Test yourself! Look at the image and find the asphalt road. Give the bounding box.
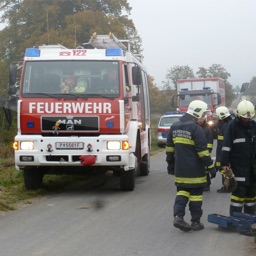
[0,146,255,256]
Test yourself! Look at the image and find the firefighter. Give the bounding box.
[166,100,216,232]
[103,66,119,93]
[221,100,256,215]
[215,106,232,193]
[197,115,214,191]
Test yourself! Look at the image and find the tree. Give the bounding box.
[196,67,209,78]
[165,65,194,89]
[0,0,141,63]
[224,81,236,107]
[196,64,235,106]
[205,64,231,81]
[197,64,231,81]
[0,0,142,98]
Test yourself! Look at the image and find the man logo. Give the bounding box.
[66,125,74,130]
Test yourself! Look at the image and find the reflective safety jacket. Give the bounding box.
[201,123,213,153]
[215,116,232,168]
[166,113,214,188]
[221,117,256,186]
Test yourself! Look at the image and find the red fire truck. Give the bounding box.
[174,77,225,135]
[12,33,151,191]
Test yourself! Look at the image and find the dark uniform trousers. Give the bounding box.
[174,187,204,222]
[230,182,256,215]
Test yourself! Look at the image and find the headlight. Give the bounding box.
[107,140,130,150]
[20,141,34,150]
[107,141,121,150]
[207,120,214,126]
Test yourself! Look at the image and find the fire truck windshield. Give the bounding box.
[179,94,211,107]
[22,60,120,97]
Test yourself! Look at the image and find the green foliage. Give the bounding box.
[165,65,195,89]
[0,0,139,64]
[196,64,231,81]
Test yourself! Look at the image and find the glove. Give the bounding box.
[207,167,216,179]
[221,167,237,193]
[167,163,175,175]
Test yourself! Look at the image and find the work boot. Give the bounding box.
[173,216,192,232]
[217,187,228,193]
[191,221,204,231]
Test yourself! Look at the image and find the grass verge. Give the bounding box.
[0,120,163,212]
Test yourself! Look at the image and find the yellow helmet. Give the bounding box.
[237,100,255,118]
[187,100,208,118]
[216,106,230,120]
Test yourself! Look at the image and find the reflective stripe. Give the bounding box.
[198,150,210,158]
[231,195,245,202]
[235,177,245,182]
[244,202,256,207]
[222,146,230,152]
[216,162,221,167]
[207,163,214,168]
[166,146,173,153]
[207,143,213,149]
[233,138,246,143]
[245,196,256,202]
[175,176,207,184]
[173,137,195,145]
[218,135,224,140]
[231,202,243,207]
[177,190,190,198]
[189,195,203,202]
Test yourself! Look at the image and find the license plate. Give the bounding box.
[55,142,84,149]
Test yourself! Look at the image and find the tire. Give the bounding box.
[23,167,44,190]
[120,169,135,191]
[140,153,150,176]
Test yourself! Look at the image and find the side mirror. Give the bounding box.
[8,64,19,97]
[132,66,142,85]
[132,93,140,102]
[217,93,222,105]
[9,64,17,86]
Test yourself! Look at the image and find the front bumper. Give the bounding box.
[14,135,134,171]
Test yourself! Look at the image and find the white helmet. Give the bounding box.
[237,100,255,118]
[187,100,208,118]
[216,106,230,120]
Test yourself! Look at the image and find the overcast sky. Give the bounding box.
[128,0,256,88]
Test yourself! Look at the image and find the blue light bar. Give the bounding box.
[25,48,40,57]
[181,88,188,91]
[106,48,123,56]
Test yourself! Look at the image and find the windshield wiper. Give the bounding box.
[61,93,88,100]
[87,94,115,100]
[25,93,62,99]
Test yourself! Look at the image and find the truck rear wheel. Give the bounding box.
[23,167,44,190]
[120,169,135,191]
[140,153,150,176]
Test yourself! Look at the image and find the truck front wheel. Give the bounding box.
[120,169,135,191]
[140,153,150,176]
[23,167,44,190]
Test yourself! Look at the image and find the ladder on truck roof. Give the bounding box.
[85,32,130,51]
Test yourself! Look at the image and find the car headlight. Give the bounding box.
[20,141,34,150]
[207,120,214,126]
